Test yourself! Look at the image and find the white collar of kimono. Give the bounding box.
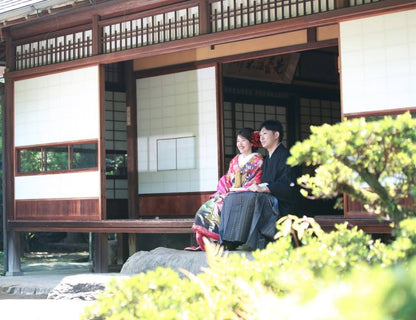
[238,152,256,166]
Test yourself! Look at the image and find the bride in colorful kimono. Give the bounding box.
[190,128,263,251]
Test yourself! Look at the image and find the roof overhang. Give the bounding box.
[0,0,109,28]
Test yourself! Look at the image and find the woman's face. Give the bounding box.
[237,135,253,156]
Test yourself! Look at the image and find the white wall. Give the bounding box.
[14,66,101,199]
[15,172,100,199]
[14,66,100,146]
[137,67,218,194]
[340,9,416,114]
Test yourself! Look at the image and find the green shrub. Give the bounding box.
[332,256,416,320]
[84,267,212,320]
[287,112,416,223]
[83,216,416,320]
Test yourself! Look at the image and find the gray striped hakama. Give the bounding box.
[219,192,280,250]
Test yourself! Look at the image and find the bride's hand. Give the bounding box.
[249,183,270,193]
[248,183,261,192]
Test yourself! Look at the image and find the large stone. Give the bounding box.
[120,247,254,276]
[47,273,128,300]
[120,247,209,276]
[47,247,254,301]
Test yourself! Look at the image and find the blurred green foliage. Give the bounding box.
[83,216,416,320]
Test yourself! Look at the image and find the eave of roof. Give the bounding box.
[0,0,179,65]
[0,0,111,29]
[0,0,75,18]
[0,0,103,64]
[1,0,181,40]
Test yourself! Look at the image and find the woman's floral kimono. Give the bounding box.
[192,153,263,250]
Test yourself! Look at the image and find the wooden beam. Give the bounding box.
[7,216,393,234]
[7,218,195,233]
[344,106,416,119]
[314,215,393,234]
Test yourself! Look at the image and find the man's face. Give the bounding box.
[259,127,279,150]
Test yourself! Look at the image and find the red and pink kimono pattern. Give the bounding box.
[192,153,263,250]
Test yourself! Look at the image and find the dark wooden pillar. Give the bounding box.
[199,0,211,35]
[3,29,20,275]
[5,29,15,72]
[307,27,317,43]
[335,0,349,9]
[116,233,128,265]
[288,95,299,148]
[6,232,22,275]
[99,64,106,220]
[126,61,138,256]
[92,15,102,56]
[0,77,5,275]
[125,61,138,219]
[93,233,108,273]
[90,65,109,272]
[216,62,225,177]
[4,30,14,223]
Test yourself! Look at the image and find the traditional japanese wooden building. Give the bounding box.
[1,0,415,274]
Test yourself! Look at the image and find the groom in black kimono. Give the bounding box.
[219,120,297,250]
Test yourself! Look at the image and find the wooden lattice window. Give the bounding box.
[223,101,288,167]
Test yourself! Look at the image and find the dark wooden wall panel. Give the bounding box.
[344,195,414,218]
[15,198,100,220]
[138,192,212,217]
[344,195,376,218]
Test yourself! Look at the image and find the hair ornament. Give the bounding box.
[251,131,261,148]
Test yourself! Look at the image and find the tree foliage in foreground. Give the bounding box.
[287,112,416,224]
[82,216,416,320]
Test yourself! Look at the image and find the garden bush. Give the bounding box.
[83,216,416,320]
[287,112,416,223]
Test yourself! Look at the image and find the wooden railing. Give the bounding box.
[13,0,384,70]
[210,0,336,32]
[101,4,200,54]
[15,29,93,70]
